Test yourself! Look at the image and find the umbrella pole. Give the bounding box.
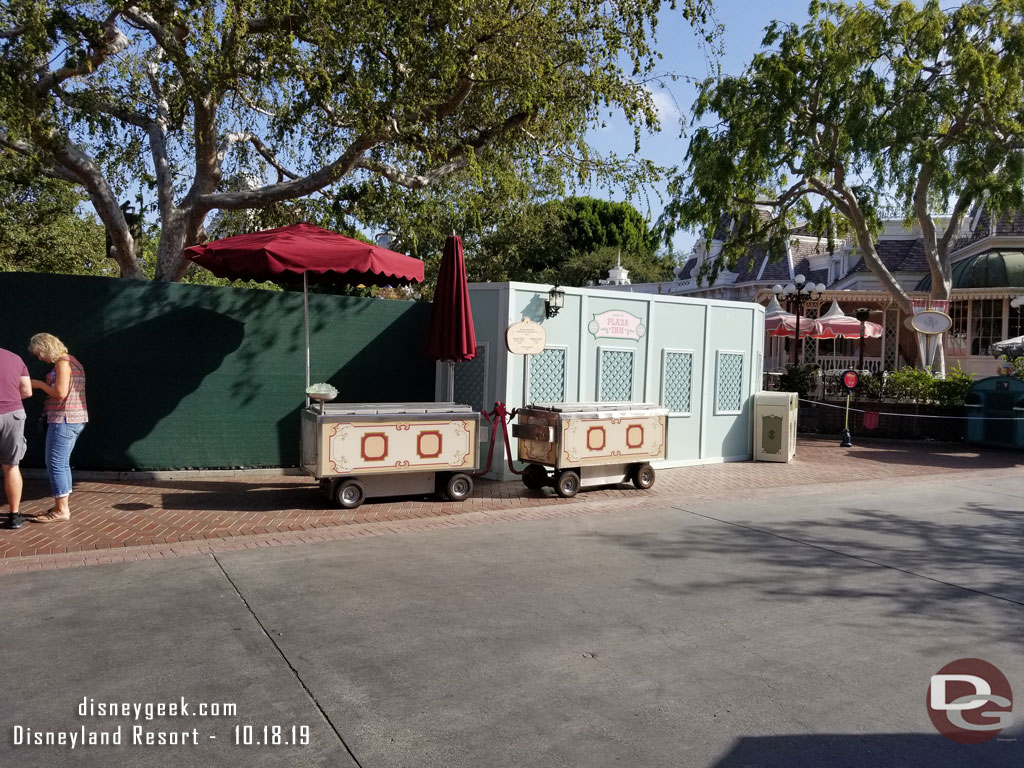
[447,361,455,402]
[304,271,310,408]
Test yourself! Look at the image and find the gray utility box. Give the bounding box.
[753,391,798,462]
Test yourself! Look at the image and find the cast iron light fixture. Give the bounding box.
[1011,296,1024,311]
[773,275,827,364]
[546,285,565,319]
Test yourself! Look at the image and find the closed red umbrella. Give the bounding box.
[426,235,477,399]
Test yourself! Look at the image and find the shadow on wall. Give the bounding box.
[711,733,1020,768]
[274,303,436,462]
[27,307,245,469]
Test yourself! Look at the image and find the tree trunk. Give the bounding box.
[154,212,190,282]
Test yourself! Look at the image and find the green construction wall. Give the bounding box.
[0,272,435,470]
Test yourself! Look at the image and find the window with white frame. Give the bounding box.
[529,347,567,403]
[715,351,744,414]
[971,299,1002,356]
[599,348,634,402]
[947,300,968,356]
[662,350,693,415]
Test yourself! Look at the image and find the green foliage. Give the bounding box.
[0,159,107,276]
[0,0,716,281]
[661,0,1024,306]
[1004,355,1024,380]
[856,364,974,405]
[929,365,975,407]
[778,363,819,399]
[858,372,887,401]
[884,367,938,404]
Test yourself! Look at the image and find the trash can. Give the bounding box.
[754,391,798,462]
[964,376,1024,448]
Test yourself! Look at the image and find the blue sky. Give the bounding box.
[585,0,815,255]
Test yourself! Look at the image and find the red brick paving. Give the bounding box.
[1,437,1021,575]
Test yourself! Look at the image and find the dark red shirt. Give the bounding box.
[0,347,29,415]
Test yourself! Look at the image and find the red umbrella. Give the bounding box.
[184,222,423,286]
[426,235,477,400]
[185,222,424,398]
[813,301,882,339]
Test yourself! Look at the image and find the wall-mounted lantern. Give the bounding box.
[545,285,565,319]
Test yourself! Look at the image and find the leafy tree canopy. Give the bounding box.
[0,0,714,282]
[661,0,1024,313]
[0,155,106,275]
[387,194,674,296]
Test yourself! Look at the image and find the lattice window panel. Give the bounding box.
[453,346,486,412]
[801,305,820,364]
[599,350,634,402]
[663,352,693,414]
[884,309,899,369]
[716,353,744,413]
[530,347,566,403]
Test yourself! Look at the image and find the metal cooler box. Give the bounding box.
[301,402,480,508]
[513,402,668,497]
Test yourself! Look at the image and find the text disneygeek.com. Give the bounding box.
[9,697,311,749]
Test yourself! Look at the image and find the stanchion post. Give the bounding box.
[840,393,853,447]
[840,369,858,447]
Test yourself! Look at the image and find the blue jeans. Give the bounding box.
[45,421,85,498]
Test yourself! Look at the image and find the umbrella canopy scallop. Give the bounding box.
[184,222,424,286]
[764,294,822,338]
[813,301,882,340]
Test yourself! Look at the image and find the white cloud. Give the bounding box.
[646,85,680,122]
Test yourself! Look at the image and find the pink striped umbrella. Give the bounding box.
[813,301,882,339]
[764,295,821,338]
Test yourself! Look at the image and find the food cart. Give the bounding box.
[512,402,668,497]
[301,401,480,509]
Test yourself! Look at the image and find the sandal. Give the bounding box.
[31,510,70,523]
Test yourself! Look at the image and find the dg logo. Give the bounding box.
[927,658,1013,744]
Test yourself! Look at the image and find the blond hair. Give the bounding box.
[28,333,68,364]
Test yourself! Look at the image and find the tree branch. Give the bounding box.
[37,12,128,93]
[198,135,378,211]
[221,132,299,182]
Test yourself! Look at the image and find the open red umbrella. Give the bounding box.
[185,222,424,396]
[184,222,424,285]
[426,235,477,400]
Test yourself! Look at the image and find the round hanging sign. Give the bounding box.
[505,318,547,355]
[910,310,952,335]
[842,369,860,391]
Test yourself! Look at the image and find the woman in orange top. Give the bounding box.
[28,333,88,523]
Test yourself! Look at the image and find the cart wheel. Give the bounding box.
[335,479,365,509]
[632,463,655,490]
[445,473,474,502]
[522,464,548,491]
[555,470,580,498]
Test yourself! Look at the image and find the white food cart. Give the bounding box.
[301,402,480,508]
[512,402,668,497]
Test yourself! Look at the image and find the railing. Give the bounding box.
[814,355,884,372]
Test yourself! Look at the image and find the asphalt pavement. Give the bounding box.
[1,470,1023,767]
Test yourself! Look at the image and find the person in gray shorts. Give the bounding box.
[0,346,32,529]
